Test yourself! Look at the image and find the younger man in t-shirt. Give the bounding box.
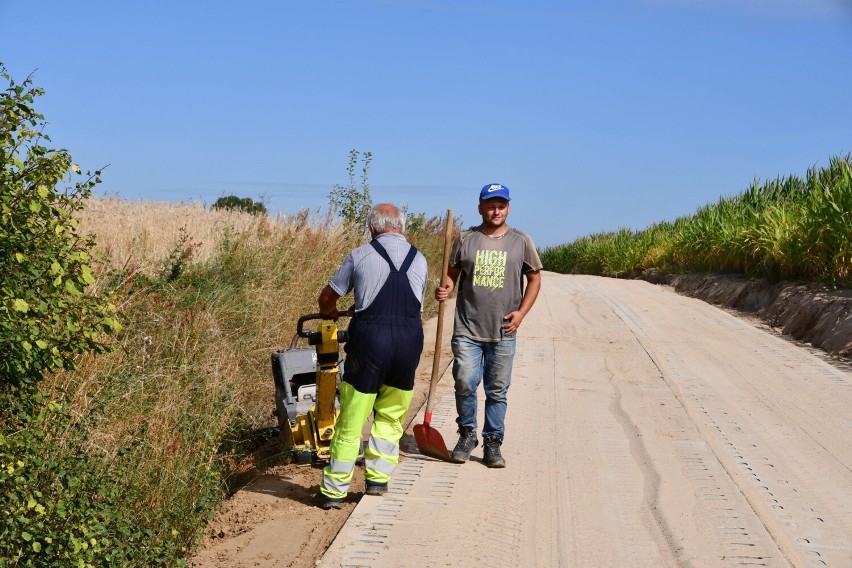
[434,183,542,467]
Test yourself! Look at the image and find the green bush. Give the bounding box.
[0,63,121,389]
[211,195,268,216]
[0,389,189,567]
[0,62,176,567]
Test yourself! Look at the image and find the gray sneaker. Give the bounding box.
[482,436,506,468]
[450,427,478,463]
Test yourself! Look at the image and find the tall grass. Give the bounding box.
[541,154,852,284]
[45,197,450,561]
[77,196,273,275]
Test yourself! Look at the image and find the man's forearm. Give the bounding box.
[518,271,541,316]
[318,285,341,317]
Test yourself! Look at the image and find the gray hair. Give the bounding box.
[368,203,406,234]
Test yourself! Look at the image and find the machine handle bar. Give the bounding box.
[296,311,350,339]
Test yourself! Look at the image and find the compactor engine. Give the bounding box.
[272,312,348,462]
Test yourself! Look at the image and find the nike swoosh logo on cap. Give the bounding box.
[487,185,502,192]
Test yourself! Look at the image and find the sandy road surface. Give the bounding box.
[318,273,852,567]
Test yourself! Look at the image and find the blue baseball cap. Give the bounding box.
[480,183,511,201]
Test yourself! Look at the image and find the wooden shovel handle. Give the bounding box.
[425,209,454,416]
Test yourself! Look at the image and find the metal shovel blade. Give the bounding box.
[413,418,454,462]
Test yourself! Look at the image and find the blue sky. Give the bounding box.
[2,0,851,247]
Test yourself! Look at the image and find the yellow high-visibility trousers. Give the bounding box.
[320,381,413,499]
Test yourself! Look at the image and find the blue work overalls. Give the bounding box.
[321,241,424,499]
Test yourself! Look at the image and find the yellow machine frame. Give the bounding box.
[277,313,347,461]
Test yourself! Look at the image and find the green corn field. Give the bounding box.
[541,154,852,284]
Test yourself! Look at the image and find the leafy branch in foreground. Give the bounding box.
[1,61,120,389]
[0,61,150,567]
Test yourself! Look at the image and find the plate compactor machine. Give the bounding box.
[271,312,348,463]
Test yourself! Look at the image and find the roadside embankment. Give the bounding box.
[636,270,852,359]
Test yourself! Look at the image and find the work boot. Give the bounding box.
[365,481,388,496]
[450,427,478,463]
[482,436,506,468]
[312,492,344,510]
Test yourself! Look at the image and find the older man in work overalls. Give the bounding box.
[314,203,427,509]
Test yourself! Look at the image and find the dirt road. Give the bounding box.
[193,273,852,567]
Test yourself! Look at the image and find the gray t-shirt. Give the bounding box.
[329,232,428,312]
[451,225,542,341]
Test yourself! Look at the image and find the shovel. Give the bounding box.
[414,209,455,462]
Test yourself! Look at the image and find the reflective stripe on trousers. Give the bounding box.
[320,381,413,499]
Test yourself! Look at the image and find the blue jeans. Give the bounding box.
[451,334,516,440]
